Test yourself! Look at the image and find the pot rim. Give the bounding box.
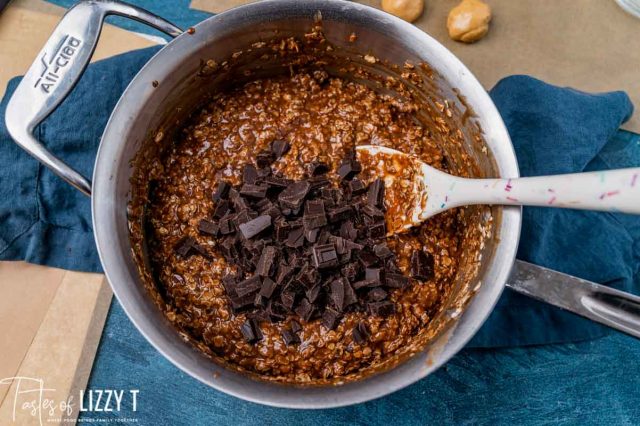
[92,0,521,408]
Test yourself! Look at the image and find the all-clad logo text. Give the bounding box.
[34,35,82,93]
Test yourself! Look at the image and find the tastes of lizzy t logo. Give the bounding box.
[34,35,82,94]
[0,376,139,425]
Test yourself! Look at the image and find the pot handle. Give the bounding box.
[507,260,640,339]
[3,0,182,196]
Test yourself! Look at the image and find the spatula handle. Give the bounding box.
[453,168,640,214]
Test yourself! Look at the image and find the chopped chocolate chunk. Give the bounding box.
[352,279,380,290]
[362,204,385,219]
[278,181,311,210]
[233,209,253,227]
[357,251,379,268]
[410,250,435,281]
[275,263,295,285]
[373,243,393,259]
[365,268,385,284]
[240,183,268,199]
[308,161,329,176]
[322,308,341,330]
[271,139,290,158]
[264,176,292,189]
[256,246,277,277]
[295,298,315,322]
[240,318,263,344]
[339,220,358,240]
[230,292,256,312]
[304,228,319,243]
[239,215,272,239]
[337,157,362,181]
[198,219,219,236]
[213,200,231,219]
[348,178,367,195]
[352,322,370,344]
[303,199,327,229]
[367,287,388,302]
[308,175,330,190]
[341,262,361,281]
[290,320,302,334]
[256,150,276,168]
[235,275,262,297]
[174,236,197,257]
[259,277,278,298]
[306,284,322,303]
[212,181,231,201]
[254,293,267,308]
[327,206,353,223]
[243,164,259,185]
[282,328,301,345]
[285,226,305,248]
[367,178,385,208]
[343,280,358,306]
[329,278,346,311]
[385,272,411,289]
[368,221,386,239]
[368,301,395,317]
[281,291,297,310]
[219,216,236,235]
[311,243,339,269]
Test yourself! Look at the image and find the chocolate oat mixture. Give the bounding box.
[138,70,470,383]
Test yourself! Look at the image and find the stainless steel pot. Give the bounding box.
[5,0,640,409]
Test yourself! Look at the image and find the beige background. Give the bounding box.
[192,0,640,132]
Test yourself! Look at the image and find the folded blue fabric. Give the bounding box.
[1,48,638,347]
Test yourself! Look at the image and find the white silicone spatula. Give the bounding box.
[355,145,640,233]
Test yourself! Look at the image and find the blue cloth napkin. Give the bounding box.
[1,47,638,347]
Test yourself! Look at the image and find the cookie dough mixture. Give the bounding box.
[138,70,468,384]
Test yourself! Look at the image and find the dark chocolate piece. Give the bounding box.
[385,272,411,289]
[309,162,329,176]
[367,178,385,208]
[240,318,263,344]
[322,308,341,330]
[327,206,353,223]
[218,215,236,235]
[240,183,268,199]
[235,275,262,297]
[243,164,259,185]
[271,139,290,158]
[259,277,277,299]
[329,278,346,311]
[311,243,339,269]
[365,268,385,285]
[213,200,231,219]
[368,301,395,317]
[348,178,367,195]
[285,227,305,248]
[295,298,315,322]
[367,287,388,302]
[278,181,311,210]
[337,157,362,181]
[368,221,386,239]
[239,215,272,239]
[290,320,302,334]
[282,328,301,345]
[256,246,277,277]
[174,236,196,258]
[212,181,231,201]
[198,219,219,236]
[304,228,319,243]
[357,251,379,268]
[256,150,276,168]
[410,250,435,281]
[352,322,370,344]
[373,243,393,259]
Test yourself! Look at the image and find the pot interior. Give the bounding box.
[94,0,519,408]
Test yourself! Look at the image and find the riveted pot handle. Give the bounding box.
[4,0,182,196]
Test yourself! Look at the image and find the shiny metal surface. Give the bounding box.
[508,260,640,339]
[91,0,521,407]
[4,0,181,196]
[2,0,537,408]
